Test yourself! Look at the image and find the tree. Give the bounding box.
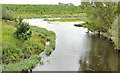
[82,2,118,34]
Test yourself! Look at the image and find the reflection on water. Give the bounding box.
[79,35,118,71]
[25,18,118,71]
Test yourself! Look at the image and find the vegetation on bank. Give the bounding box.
[2,8,17,20]
[2,4,87,18]
[44,17,89,22]
[2,8,56,71]
[79,2,119,50]
[30,26,55,56]
[74,23,86,27]
[107,17,119,49]
[2,55,41,71]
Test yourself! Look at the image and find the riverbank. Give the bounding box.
[44,17,89,22]
[2,19,55,71]
[2,55,41,71]
[74,17,119,50]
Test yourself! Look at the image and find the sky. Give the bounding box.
[0,0,81,6]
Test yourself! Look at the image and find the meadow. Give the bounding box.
[2,4,87,18]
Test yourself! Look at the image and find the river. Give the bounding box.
[25,18,118,71]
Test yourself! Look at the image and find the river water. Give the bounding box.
[25,18,118,71]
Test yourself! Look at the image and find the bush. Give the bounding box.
[15,18,32,40]
[2,8,17,20]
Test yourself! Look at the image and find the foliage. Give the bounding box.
[2,20,55,64]
[14,17,32,40]
[2,8,17,20]
[82,2,118,33]
[108,17,119,50]
[81,2,119,50]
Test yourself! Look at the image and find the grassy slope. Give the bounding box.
[2,4,87,18]
[2,20,55,71]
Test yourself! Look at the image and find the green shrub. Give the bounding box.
[14,18,32,40]
[2,8,17,20]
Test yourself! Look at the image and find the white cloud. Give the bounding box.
[0,0,81,6]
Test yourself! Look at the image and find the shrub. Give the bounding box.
[14,18,32,40]
[2,8,17,20]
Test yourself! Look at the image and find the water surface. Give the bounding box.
[25,18,118,71]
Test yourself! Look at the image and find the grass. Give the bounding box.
[30,26,56,56]
[18,13,87,19]
[2,19,56,71]
[2,55,41,71]
[2,4,87,18]
[44,18,89,22]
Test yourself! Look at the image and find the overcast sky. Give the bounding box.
[0,0,81,6]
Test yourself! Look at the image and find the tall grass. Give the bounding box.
[2,55,41,71]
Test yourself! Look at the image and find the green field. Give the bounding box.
[2,4,87,18]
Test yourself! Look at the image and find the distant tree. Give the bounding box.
[58,2,64,5]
